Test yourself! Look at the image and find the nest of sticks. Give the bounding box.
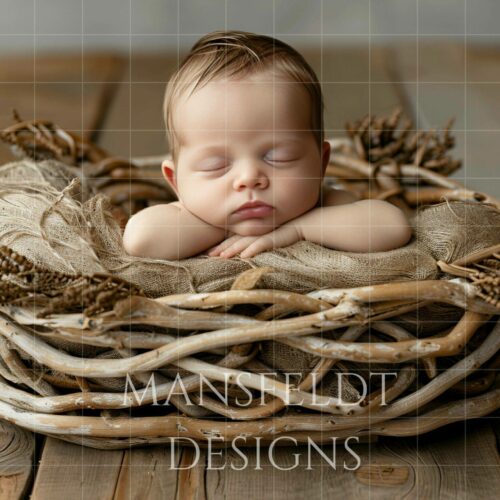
[0,109,499,450]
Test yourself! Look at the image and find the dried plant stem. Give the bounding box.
[403,187,500,209]
[450,243,500,268]
[0,338,57,397]
[281,310,490,362]
[308,279,498,314]
[328,154,461,189]
[156,289,332,313]
[371,321,437,378]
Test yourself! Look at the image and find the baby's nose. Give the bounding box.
[232,160,269,190]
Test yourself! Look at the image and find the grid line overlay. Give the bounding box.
[2,0,499,496]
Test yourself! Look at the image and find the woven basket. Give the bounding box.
[0,111,499,450]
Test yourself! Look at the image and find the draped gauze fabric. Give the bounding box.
[4,159,499,297]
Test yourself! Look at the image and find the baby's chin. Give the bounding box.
[225,221,278,237]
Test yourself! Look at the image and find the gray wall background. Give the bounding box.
[0,0,498,55]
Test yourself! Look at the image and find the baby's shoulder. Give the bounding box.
[168,201,184,210]
[128,201,184,224]
[319,186,360,207]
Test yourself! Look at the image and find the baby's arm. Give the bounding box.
[294,199,412,253]
[123,202,226,260]
[209,198,411,258]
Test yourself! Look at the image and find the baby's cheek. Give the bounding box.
[182,190,224,225]
[279,179,319,217]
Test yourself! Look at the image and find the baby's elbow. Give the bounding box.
[361,200,413,251]
[384,219,412,251]
[122,213,162,258]
[122,218,146,257]
[395,218,413,248]
[377,201,412,250]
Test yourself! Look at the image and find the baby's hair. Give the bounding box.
[163,30,325,163]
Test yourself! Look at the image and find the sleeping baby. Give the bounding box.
[123,30,412,260]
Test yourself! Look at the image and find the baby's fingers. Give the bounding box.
[208,235,242,256]
[219,237,258,258]
[239,237,272,259]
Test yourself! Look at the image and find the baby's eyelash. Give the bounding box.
[265,157,296,164]
[264,150,299,163]
[197,162,229,171]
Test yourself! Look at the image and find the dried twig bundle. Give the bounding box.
[438,245,500,308]
[0,112,174,222]
[0,245,144,317]
[326,108,500,210]
[0,110,108,164]
[345,107,461,175]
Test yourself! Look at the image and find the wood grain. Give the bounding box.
[113,445,180,500]
[0,421,34,500]
[200,420,500,499]
[31,437,124,500]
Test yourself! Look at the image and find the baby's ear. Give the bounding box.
[161,159,178,197]
[321,141,331,177]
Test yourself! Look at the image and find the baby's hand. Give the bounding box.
[207,223,302,259]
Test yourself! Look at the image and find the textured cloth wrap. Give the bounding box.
[1,159,499,297]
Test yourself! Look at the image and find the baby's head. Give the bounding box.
[162,30,331,236]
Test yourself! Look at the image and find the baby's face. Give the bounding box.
[163,70,330,236]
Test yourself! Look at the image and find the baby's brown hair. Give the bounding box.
[163,30,325,163]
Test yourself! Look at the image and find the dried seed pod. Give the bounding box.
[344,108,461,177]
[0,245,144,317]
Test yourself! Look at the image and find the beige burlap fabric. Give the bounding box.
[1,159,499,296]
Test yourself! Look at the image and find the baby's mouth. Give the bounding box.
[232,201,274,220]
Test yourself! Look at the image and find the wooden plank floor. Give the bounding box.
[0,45,499,499]
[21,419,500,499]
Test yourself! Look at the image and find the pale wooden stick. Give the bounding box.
[131,154,169,168]
[369,321,437,378]
[41,383,497,449]
[308,279,498,314]
[403,187,500,209]
[0,345,257,414]
[0,338,57,397]
[155,289,332,313]
[191,325,368,420]
[358,364,416,413]
[280,310,490,362]
[370,388,500,437]
[450,243,500,268]
[0,302,260,333]
[0,300,362,378]
[0,292,492,378]
[0,384,497,441]
[328,154,462,189]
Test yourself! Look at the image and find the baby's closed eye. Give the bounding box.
[264,148,299,163]
[197,157,230,171]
